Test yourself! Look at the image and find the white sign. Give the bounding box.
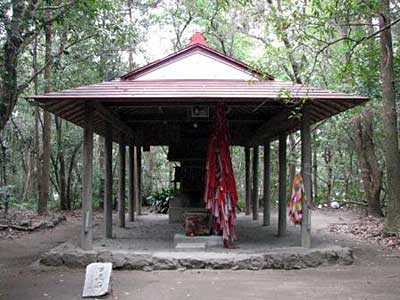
[82,262,112,298]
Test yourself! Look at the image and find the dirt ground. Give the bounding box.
[0,209,399,300]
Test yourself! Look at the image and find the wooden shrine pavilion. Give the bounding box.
[31,33,367,250]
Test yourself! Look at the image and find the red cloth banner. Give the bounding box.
[204,103,238,242]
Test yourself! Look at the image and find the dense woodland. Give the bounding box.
[0,0,400,233]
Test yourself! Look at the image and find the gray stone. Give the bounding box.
[271,255,284,269]
[175,242,206,251]
[97,251,113,263]
[174,234,223,248]
[40,251,63,266]
[207,258,233,270]
[262,254,274,269]
[281,254,306,270]
[111,252,127,269]
[82,262,112,298]
[301,251,324,267]
[337,248,354,265]
[125,253,153,270]
[20,218,32,227]
[39,242,354,271]
[178,258,206,269]
[325,250,339,265]
[248,255,264,270]
[143,266,153,272]
[153,257,178,270]
[45,221,55,228]
[232,257,250,270]
[63,250,97,268]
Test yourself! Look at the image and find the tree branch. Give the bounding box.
[17,34,96,93]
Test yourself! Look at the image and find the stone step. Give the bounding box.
[175,242,206,251]
[174,233,223,248]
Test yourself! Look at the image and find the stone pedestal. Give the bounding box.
[173,233,224,248]
[168,179,207,223]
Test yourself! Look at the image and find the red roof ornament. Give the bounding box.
[190,32,207,46]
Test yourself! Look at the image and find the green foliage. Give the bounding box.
[0,0,399,214]
[147,188,177,214]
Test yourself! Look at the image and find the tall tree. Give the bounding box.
[380,0,400,233]
[38,8,53,215]
[351,111,383,217]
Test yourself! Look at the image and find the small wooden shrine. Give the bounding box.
[31,33,367,250]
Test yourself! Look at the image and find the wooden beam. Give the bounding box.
[136,146,142,215]
[104,122,113,238]
[252,146,259,220]
[80,104,94,250]
[301,108,312,248]
[248,109,295,145]
[128,143,135,222]
[245,146,251,215]
[94,103,134,138]
[263,140,271,226]
[278,134,287,237]
[118,143,126,228]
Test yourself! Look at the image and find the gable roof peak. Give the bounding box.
[190,32,207,46]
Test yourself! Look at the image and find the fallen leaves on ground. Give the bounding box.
[0,209,66,240]
[329,216,400,250]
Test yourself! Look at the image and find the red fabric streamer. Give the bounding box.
[204,103,238,243]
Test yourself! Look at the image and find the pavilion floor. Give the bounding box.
[92,209,337,253]
[39,209,356,270]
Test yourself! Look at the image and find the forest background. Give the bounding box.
[1,0,400,233]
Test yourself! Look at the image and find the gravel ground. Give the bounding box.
[0,209,399,300]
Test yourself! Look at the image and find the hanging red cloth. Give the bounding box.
[288,173,304,225]
[204,103,238,244]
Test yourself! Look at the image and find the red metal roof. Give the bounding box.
[33,79,368,102]
[29,32,368,145]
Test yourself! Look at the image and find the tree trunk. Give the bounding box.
[323,145,334,203]
[0,2,24,132]
[312,132,318,202]
[288,134,296,191]
[351,111,383,217]
[380,0,400,233]
[55,117,67,210]
[38,12,53,215]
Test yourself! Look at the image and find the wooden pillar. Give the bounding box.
[251,146,259,220]
[301,108,312,248]
[80,104,94,250]
[263,141,271,226]
[104,122,113,238]
[244,146,251,215]
[136,146,142,215]
[278,134,287,236]
[128,143,135,222]
[118,143,126,228]
[133,147,139,216]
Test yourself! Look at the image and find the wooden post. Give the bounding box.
[263,141,271,226]
[136,146,142,215]
[278,134,287,236]
[301,108,312,248]
[252,146,259,220]
[118,143,126,228]
[80,104,94,250]
[104,122,113,238]
[245,146,251,215]
[128,143,135,222]
[133,146,139,216]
